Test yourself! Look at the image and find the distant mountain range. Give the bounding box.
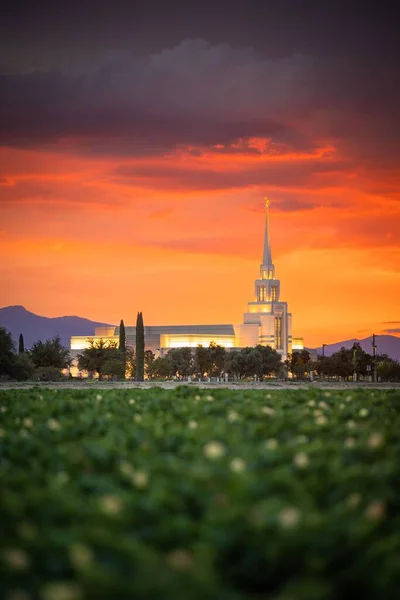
[0,305,113,349]
[313,336,400,361]
[1,305,399,361]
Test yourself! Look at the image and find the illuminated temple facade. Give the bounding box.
[70,199,303,362]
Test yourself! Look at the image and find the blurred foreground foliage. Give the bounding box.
[0,387,400,599]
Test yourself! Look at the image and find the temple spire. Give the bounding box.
[262,197,272,266]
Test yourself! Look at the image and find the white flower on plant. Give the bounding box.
[262,406,275,416]
[347,493,361,509]
[293,452,309,468]
[194,395,201,401]
[95,394,102,401]
[307,400,315,407]
[345,437,356,448]
[129,398,136,404]
[119,462,134,477]
[166,549,194,570]
[227,410,239,422]
[323,392,331,397]
[278,507,301,528]
[345,394,352,402]
[133,471,148,488]
[315,415,328,426]
[38,395,43,400]
[0,406,7,413]
[47,418,60,431]
[23,418,33,428]
[203,441,225,459]
[347,420,356,429]
[359,408,369,418]
[339,403,345,410]
[188,420,198,429]
[134,414,142,423]
[367,432,384,449]
[206,395,214,402]
[365,500,386,521]
[264,438,278,450]
[230,458,246,473]
[69,543,94,569]
[2,549,30,571]
[40,581,83,600]
[99,495,123,516]
[319,401,329,410]
[266,393,272,399]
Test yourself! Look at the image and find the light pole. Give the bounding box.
[321,344,327,380]
[353,347,357,382]
[372,334,378,383]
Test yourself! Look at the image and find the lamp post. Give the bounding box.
[321,344,327,381]
[353,347,357,382]
[372,334,377,383]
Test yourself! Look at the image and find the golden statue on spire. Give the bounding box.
[264,196,270,209]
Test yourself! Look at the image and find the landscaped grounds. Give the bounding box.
[1,387,400,600]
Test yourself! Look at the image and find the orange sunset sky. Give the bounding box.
[1,2,399,347]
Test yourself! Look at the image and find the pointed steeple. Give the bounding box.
[262,197,272,267]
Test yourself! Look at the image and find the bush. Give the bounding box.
[34,366,67,381]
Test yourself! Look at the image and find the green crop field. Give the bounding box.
[1,387,400,600]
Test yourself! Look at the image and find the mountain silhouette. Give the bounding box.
[0,305,114,349]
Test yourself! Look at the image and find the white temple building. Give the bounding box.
[70,199,303,361]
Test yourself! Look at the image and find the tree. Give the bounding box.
[102,357,126,380]
[30,336,70,370]
[209,342,227,377]
[125,347,136,378]
[255,345,282,379]
[147,356,173,379]
[224,350,247,379]
[119,320,126,353]
[377,356,400,381]
[166,347,193,379]
[194,345,211,378]
[18,333,25,354]
[11,352,35,380]
[118,319,126,379]
[286,350,311,379]
[0,327,15,377]
[136,312,145,381]
[77,338,119,379]
[144,350,155,376]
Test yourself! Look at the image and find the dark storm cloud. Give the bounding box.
[0,1,399,170]
[0,43,316,153]
[114,157,352,192]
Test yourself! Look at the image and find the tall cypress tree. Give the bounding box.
[135,312,145,381]
[18,333,25,354]
[119,320,126,353]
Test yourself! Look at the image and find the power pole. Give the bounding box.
[372,334,377,383]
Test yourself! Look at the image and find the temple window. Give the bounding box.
[270,286,277,301]
[275,317,283,349]
[258,286,267,302]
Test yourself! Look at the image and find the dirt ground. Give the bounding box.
[1,381,399,391]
